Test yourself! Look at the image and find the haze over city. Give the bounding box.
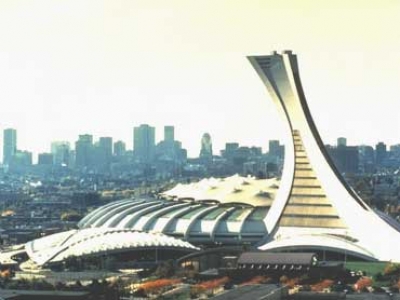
[1,0,400,159]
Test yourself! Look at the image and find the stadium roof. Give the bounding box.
[161,174,279,206]
[258,234,377,261]
[78,187,272,246]
[25,228,199,266]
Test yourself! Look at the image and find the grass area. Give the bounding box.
[344,261,388,276]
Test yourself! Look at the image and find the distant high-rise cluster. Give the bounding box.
[156,125,185,164]
[2,128,33,171]
[0,125,399,178]
[72,134,117,172]
[0,125,188,175]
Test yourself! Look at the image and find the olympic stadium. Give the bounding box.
[1,50,400,269]
[79,175,279,246]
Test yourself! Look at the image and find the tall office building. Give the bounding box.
[157,126,186,163]
[222,142,239,160]
[337,137,347,147]
[13,150,32,166]
[51,141,70,166]
[359,145,375,173]
[269,140,283,157]
[38,153,54,165]
[375,142,387,166]
[327,145,359,174]
[164,126,175,142]
[134,124,156,163]
[93,137,113,172]
[114,140,126,157]
[199,133,213,160]
[75,134,94,168]
[99,137,113,161]
[3,128,17,165]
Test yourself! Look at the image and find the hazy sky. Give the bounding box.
[1,0,400,159]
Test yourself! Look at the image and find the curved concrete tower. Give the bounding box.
[248,50,400,261]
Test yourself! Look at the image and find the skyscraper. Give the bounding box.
[327,145,359,174]
[75,134,94,169]
[99,137,113,161]
[268,140,284,158]
[157,126,186,164]
[164,126,174,142]
[13,150,32,167]
[375,142,387,166]
[3,128,17,165]
[38,153,54,165]
[51,141,70,166]
[222,142,239,160]
[359,145,375,173]
[199,133,213,161]
[134,124,156,163]
[337,137,347,147]
[114,140,126,157]
[91,137,112,173]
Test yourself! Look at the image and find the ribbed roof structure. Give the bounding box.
[161,175,279,206]
[25,228,198,266]
[78,179,273,245]
[78,175,274,246]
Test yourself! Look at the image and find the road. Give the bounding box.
[211,284,285,300]
[347,293,400,300]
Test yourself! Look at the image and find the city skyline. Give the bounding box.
[0,124,397,165]
[1,1,400,159]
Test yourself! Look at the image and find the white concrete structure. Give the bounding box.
[25,228,198,266]
[162,175,279,206]
[248,50,400,262]
[79,183,272,246]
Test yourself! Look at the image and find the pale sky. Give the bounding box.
[1,0,400,160]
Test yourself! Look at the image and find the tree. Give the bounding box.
[384,263,400,276]
[354,277,372,292]
[279,275,289,285]
[65,255,79,271]
[60,211,83,222]
[104,256,117,271]
[155,260,175,278]
[312,279,334,292]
